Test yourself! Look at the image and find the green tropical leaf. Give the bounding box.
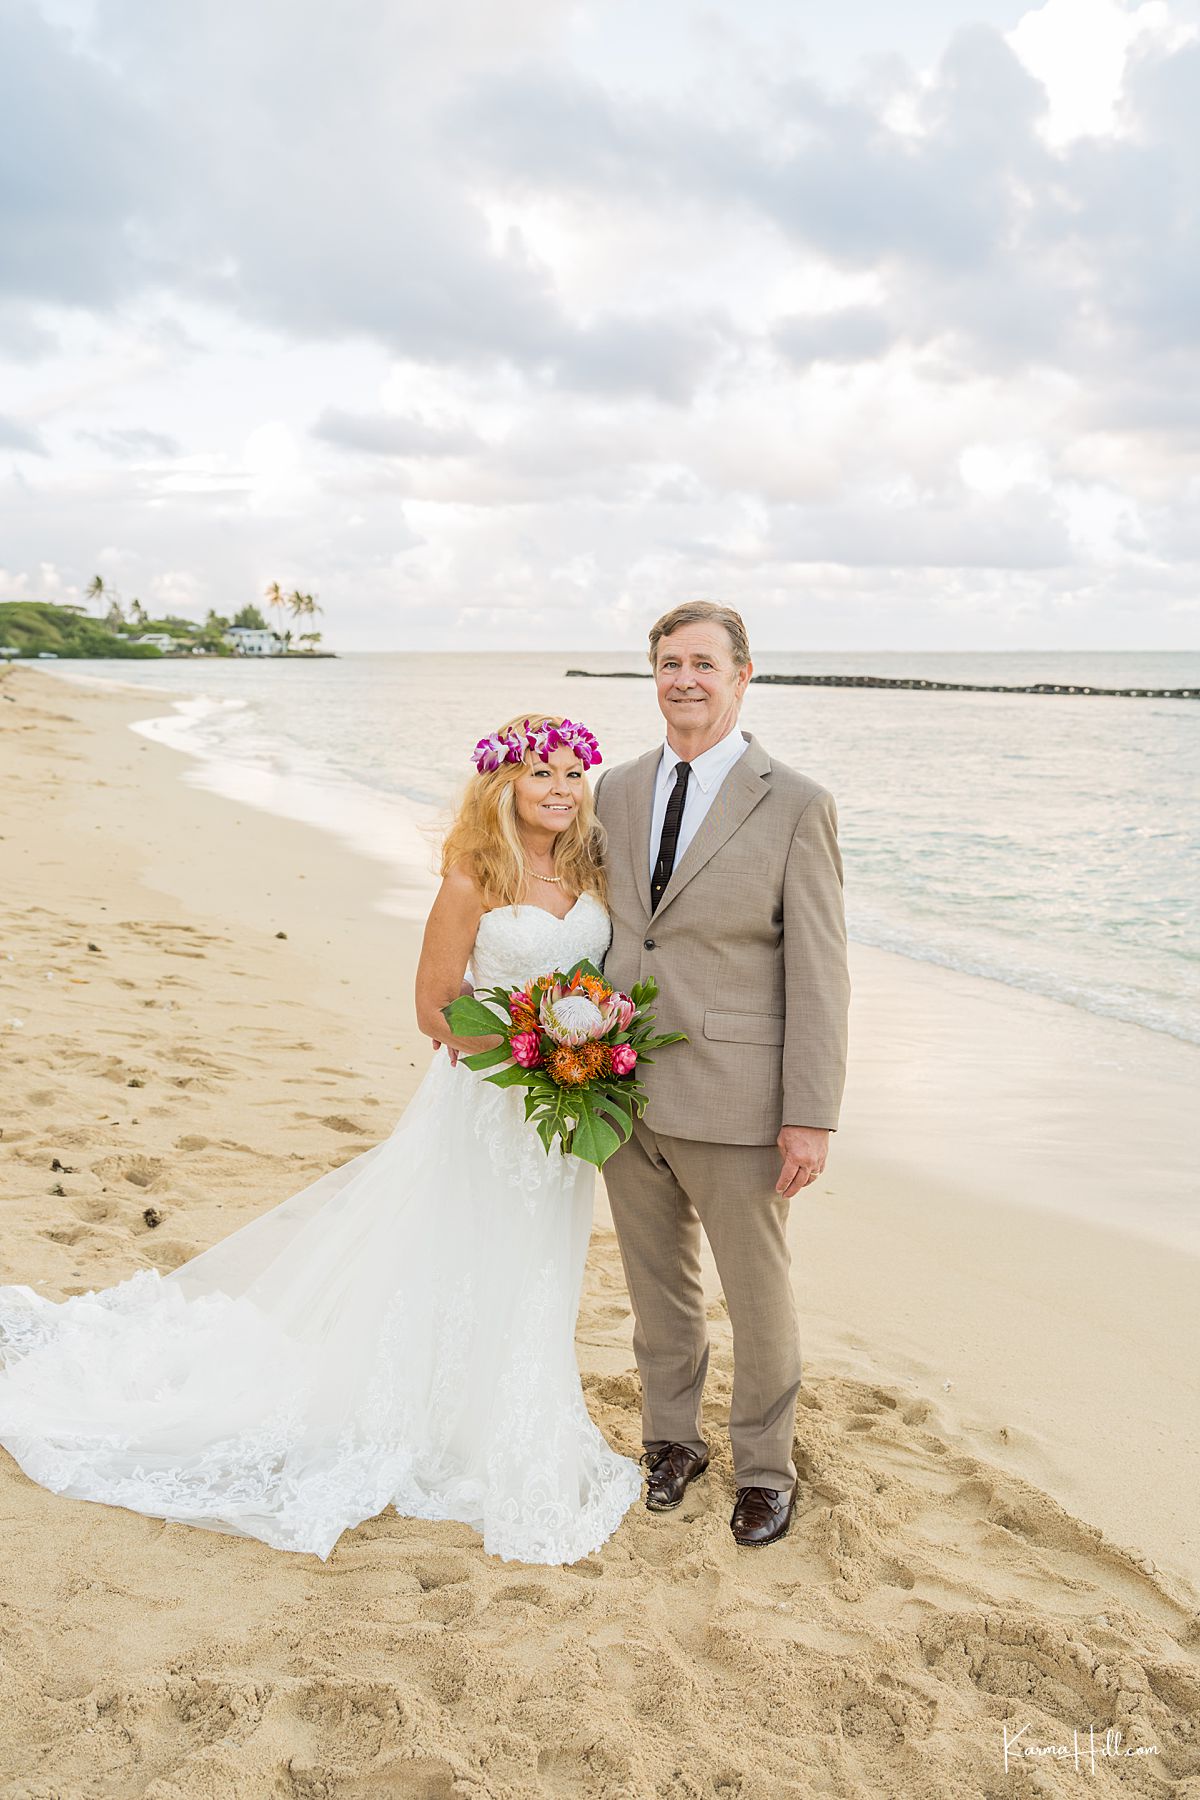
[591,1092,634,1141]
[443,995,508,1038]
[564,958,604,983]
[473,985,512,1010]
[460,1041,514,1071]
[569,1093,622,1168]
[485,1063,536,1090]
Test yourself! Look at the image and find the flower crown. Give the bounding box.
[471,717,602,774]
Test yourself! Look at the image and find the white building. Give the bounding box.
[132,633,178,651]
[223,627,283,656]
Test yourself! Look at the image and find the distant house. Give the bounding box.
[132,633,177,651]
[223,627,283,657]
[0,645,22,658]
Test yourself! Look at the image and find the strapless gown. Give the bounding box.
[0,892,642,1564]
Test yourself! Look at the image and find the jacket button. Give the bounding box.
[643,938,656,950]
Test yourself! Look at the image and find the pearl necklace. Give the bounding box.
[528,868,565,885]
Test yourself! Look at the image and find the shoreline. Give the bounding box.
[35,658,1200,1047]
[3,659,1199,1796]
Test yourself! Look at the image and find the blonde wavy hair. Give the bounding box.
[441,713,608,910]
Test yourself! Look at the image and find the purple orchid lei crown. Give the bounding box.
[471,717,602,774]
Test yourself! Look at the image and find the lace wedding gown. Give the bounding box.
[0,892,642,1565]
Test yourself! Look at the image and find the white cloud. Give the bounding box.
[959,441,1052,497]
[1,0,1199,648]
[1006,0,1198,145]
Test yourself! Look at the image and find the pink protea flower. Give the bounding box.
[539,989,607,1046]
[511,1030,543,1069]
[610,1044,638,1077]
[602,992,635,1033]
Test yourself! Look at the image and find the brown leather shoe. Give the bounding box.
[641,1443,709,1511]
[730,1485,795,1547]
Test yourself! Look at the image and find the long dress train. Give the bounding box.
[0,892,642,1564]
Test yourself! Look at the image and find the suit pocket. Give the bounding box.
[703,1009,785,1046]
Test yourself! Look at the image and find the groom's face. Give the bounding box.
[654,623,752,745]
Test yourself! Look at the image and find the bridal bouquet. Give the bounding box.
[442,962,686,1169]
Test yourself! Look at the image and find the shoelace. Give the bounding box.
[642,1444,692,1474]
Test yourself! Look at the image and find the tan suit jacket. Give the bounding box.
[595,732,850,1145]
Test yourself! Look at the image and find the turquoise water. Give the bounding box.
[43,651,1200,1045]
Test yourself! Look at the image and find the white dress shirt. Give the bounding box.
[648,718,749,881]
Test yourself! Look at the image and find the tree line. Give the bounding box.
[82,577,326,654]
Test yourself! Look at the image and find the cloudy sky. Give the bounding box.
[2,0,1199,651]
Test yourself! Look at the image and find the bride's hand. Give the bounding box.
[432,979,475,1067]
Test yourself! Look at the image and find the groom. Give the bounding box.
[595,601,850,1548]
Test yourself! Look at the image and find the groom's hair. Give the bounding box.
[648,601,751,669]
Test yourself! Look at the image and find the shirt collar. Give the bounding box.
[658,719,747,793]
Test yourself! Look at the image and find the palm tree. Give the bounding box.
[87,573,124,618]
[264,582,289,635]
[289,590,323,626]
[130,597,147,627]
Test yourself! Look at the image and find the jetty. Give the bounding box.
[564,671,1197,699]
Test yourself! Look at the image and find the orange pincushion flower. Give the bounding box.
[510,1002,538,1032]
[570,973,612,1004]
[545,1042,612,1086]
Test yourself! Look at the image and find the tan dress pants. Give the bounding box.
[603,1116,803,1494]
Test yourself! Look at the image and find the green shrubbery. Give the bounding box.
[0,595,325,658]
[0,602,232,658]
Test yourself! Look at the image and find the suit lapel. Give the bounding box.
[625,745,661,918]
[654,732,772,917]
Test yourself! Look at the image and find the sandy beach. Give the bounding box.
[2,659,1199,1799]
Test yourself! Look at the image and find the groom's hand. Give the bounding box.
[776,1125,829,1197]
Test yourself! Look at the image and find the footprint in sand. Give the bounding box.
[412,1554,473,1592]
[495,1584,558,1608]
[41,1223,92,1247]
[92,1154,168,1190]
[70,1197,119,1224]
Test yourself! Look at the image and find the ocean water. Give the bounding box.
[41,651,1200,1046]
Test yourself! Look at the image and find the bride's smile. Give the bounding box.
[513,749,583,844]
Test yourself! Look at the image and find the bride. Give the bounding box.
[0,714,643,1565]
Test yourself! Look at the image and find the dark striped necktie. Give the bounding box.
[651,759,691,912]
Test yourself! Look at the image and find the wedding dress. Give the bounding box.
[0,892,642,1564]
